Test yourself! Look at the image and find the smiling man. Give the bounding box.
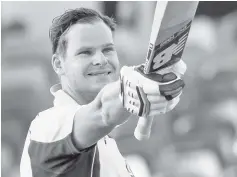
[20,8,186,177]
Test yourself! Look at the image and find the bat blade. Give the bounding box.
[144,1,199,74]
[134,1,199,141]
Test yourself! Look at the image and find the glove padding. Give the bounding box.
[120,60,186,117]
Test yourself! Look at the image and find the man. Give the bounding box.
[20,8,186,177]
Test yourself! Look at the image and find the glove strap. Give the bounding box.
[119,75,125,106]
[136,86,150,117]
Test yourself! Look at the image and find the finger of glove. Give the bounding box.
[143,81,160,95]
[142,78,182,96]
[149,108,167,116]
[171,90,183,99]
[147,94,166,104]
[135,65,177,83]
[171,59,187,76]
[125,96,140,107]
[164,90,183,101]
[150,102,168,110]
[166,96,180,112]
[159,79,185,93]
[123,77,138,90]
[162,86,183,97]
[144,72,178,83]
[125,86,139,100]
[123,99,139,115]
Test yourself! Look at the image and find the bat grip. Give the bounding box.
[134,116,154,141]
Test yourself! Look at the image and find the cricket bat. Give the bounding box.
[134,1,199,141]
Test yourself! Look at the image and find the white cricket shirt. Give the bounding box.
[20,84,135,177]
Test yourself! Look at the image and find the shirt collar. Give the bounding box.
[50,84,79,107]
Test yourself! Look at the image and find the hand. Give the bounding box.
[119,60,186,117]
[100,80,131,126]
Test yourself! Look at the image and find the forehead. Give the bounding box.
[66,21,114,54]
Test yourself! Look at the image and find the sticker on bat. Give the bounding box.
[144,43,154,74]
[145,21,192,73]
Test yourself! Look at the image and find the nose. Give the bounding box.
[92,51,108,66]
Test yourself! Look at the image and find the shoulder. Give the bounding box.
[30,105,80,143]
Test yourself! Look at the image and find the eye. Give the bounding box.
[103,47,114,53]
[78,50,92,56]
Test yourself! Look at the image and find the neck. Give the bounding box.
[61,81,97,105]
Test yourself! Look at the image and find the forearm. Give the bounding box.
[72,80,130,150]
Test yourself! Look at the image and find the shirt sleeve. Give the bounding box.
[20,131,33,177]
[26,106,96,176]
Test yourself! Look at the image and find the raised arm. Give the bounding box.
[72,60,186,149]
[72,80,130,150]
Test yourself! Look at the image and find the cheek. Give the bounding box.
[109,53,120,71]
[64,59,87,79]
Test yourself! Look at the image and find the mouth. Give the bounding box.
[87,71,112,76]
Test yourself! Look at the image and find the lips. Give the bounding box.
[87,70,112,76]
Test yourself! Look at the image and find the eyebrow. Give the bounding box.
[74,43,114,55]
[101,43,114,48]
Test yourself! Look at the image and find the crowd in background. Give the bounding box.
[2,2,237,177]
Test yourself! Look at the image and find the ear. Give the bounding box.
[52,54,65,76]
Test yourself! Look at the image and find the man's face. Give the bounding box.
[61,20,120,94]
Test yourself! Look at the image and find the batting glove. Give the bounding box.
[119,60,186,117]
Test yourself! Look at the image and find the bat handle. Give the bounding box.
[134,116,154,141]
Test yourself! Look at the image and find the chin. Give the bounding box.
[94,80,112,90]
[85,73,118,92]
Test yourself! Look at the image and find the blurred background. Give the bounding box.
[1,1,237,177]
